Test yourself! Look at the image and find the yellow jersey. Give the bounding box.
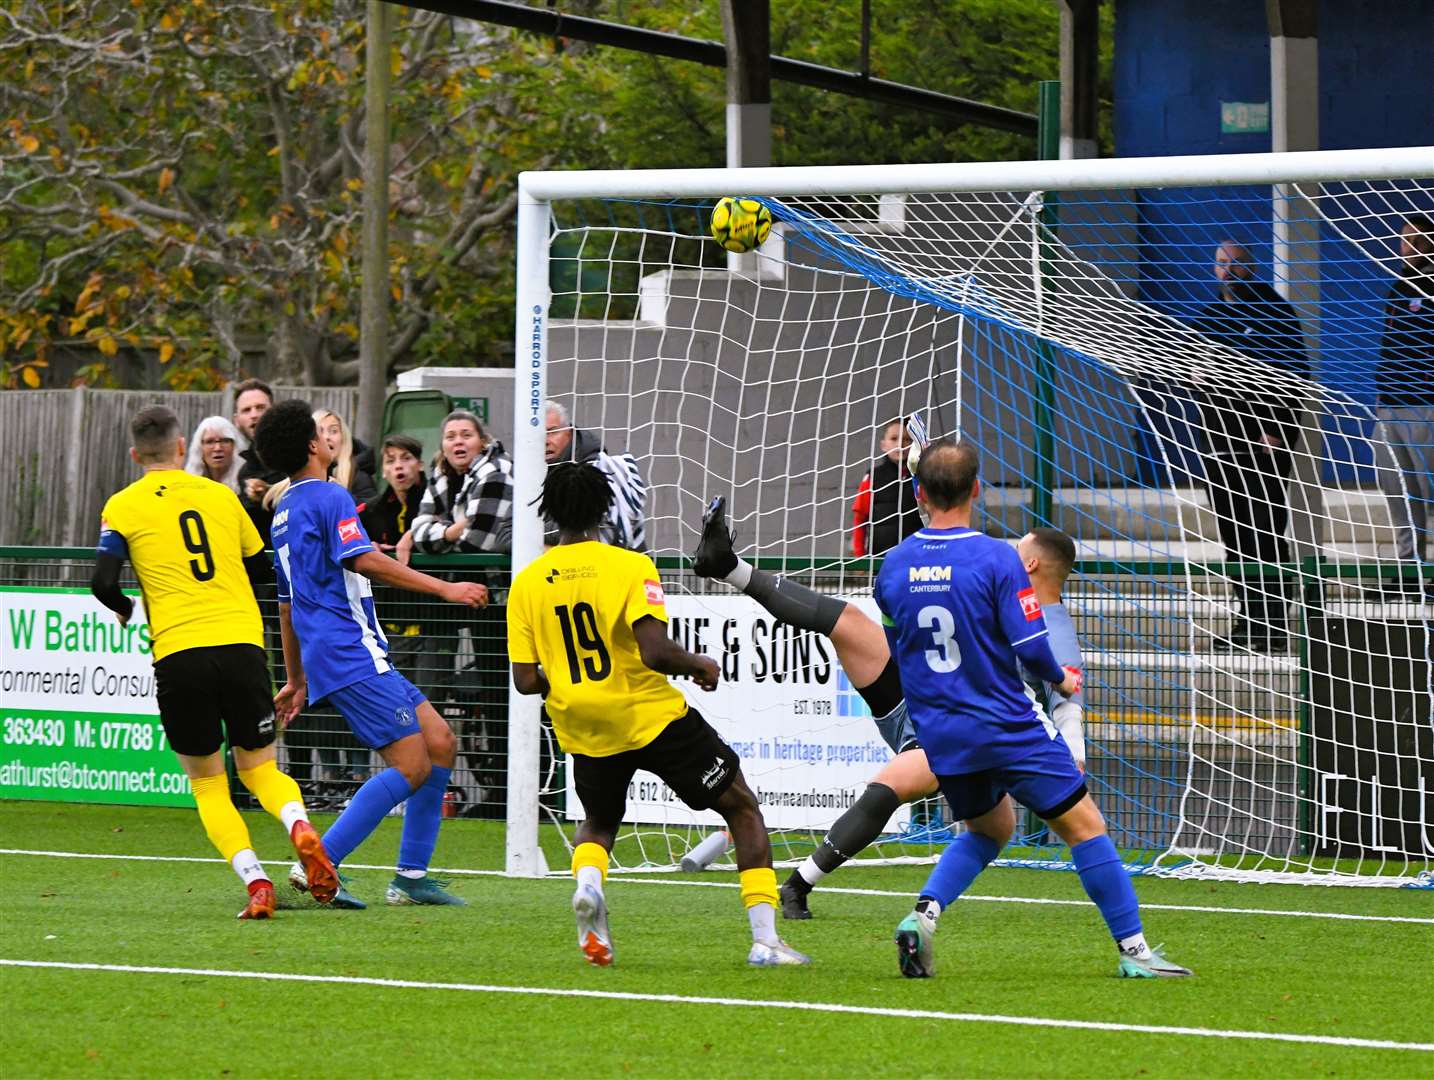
[507,541,686,757]
[98,470,265,661]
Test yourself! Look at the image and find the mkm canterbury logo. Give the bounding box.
[908,565,952,582]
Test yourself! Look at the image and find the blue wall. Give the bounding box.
[1113,0,1434,481]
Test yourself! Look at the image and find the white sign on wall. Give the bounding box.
[564,595,909,832]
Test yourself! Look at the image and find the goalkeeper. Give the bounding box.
[693,501,1086,918]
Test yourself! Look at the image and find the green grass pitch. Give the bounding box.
[1,801,1431,1078]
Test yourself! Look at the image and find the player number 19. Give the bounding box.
[917,604,962,673]
[554,602,612,683]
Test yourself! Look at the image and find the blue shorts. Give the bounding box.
[873,700,920,755]
[935,736,1086,823]
[323,670,427,750]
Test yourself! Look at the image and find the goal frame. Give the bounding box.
[505,145,1434,877]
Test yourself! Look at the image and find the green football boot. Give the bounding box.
[1117,945,1193,978]
[386,874,467,906]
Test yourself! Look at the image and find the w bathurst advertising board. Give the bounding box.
[0,587,193,807]
[564,595,911,833]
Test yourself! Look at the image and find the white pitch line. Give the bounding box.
[2,848,1429,926]
[606,875,1434,926]
[4,959,1431,1054]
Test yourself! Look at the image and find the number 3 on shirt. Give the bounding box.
[918,604,962,673]
[554,602,612,683]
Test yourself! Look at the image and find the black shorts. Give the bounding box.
[153,643,276,757]
[572,708,740,825]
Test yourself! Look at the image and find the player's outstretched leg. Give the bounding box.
[693,498,849,643]
[571,837,615,966]
[235,752,338,905]
[894,798,1014,978]
[1047,795,1193,978]
[782,745,937,919]
[188,770,276,919]
[387,703,466,907]
[712,773,810,966]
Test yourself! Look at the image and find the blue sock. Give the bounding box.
[322,767,413,867]
[397,765,451,873]
[918,831,1002,908]
[1072,835,1142,941]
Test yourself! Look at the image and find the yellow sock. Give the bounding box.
[572,842,609,886]
[739,867,778,910]
[191,773,255,864]
[237,759,307,830]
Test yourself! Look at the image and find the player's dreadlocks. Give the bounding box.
[539,461,613,537]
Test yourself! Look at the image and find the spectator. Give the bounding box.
[360,434,426,561]
[1193,241,1310,652]
[233,378,284,536]
[413,410,515,555]
[1373,214,1434,596]
[263,408,376,511]
[316,408,377,508]
[412,410,515,776]
[851,419,923,557]
[543,400,647,550]
[184,416,243,492]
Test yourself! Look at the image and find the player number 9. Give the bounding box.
[178,510,215,581]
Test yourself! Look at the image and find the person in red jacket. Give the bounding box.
[851,419,923,557]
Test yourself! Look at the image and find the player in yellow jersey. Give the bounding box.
[508,462,810,967]
[90,405,338,919]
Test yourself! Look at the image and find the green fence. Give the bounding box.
[3,545,1427,869]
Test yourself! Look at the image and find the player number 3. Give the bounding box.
[917,604,962,673]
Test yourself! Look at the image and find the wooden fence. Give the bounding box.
[0,386,360,546]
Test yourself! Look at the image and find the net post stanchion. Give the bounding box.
[1031,79,1061,531]
[505,182,551,878]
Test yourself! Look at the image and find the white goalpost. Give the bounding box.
[507,146,1434,887]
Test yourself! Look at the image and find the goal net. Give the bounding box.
[507,148,1434,887]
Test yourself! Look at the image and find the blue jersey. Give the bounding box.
[271,478,389,702]
[874,526,1064,773]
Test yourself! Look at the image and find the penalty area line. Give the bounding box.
[2,848,1428,925]
[2,959,1430,1054]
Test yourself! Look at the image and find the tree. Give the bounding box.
[0,0,591,386]
[1,0,1101,390]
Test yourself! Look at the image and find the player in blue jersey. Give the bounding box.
[876,439,1190,978]
[253,400,487,908]
[694,500,1086,916]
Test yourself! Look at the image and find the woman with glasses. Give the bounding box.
[184,415,244,493]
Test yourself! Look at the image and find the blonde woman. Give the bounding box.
[265,408,376,510]
[184,416,244,493]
